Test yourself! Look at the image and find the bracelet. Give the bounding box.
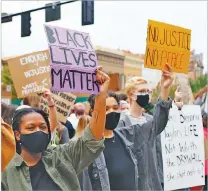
[48,104,55,107]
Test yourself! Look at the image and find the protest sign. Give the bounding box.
[50,65,99,94]
[7,50,50,98]
[1,85,12,105]
[44,25,99,94]
[161,104,205,190]
[39,91,76,123]
[145,20,191,74]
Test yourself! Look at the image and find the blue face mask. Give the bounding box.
[135,94,150,108]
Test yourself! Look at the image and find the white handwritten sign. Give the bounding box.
[161,104,205,190]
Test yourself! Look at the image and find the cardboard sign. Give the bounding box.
[161,104,205,190]
[7,50,50,98]
[145,20,191,74]
[44,25,99,94]
[39,91,76,123]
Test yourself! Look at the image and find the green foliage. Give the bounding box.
[151,83,177,104]
[1,64,18,99]
[189,73,208,94]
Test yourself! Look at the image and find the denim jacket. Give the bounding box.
[79,98,171,191]
[2,126,104,191]
[79,131,138,191]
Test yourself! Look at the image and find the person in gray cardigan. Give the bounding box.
[117,67,183,189]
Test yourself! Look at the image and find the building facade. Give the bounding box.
[96,47,146,91]
[188,50,204,80]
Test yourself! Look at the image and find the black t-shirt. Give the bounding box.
[29,161,61,191]
[103,133,136,190]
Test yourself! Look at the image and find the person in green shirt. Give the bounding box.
[1,67,110,191]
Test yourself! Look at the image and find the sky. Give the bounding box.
[1,0,207,76]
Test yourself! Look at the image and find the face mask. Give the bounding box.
[20,131,50,153]
[135,94,150,108]
[105,112,121,130]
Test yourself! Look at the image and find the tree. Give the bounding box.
[1,64,18,99]
[189,73,207,94]
[151,83,177,104]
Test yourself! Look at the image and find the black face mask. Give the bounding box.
[20,131,50,153]
[136,94,150,108]
[105,112,121,130]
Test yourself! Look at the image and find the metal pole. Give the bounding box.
[1,0,79,20]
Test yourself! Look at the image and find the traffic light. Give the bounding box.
[45,2,61,22]
[82,0,94,26]
[21,12,31,37]
[1,13,12,23]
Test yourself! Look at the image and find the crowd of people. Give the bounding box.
[1,64,207,191]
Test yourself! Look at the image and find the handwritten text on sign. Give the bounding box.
[44,25,99,94]
[7,50,50,98]
[145,20,191,74]
[161,104,205,190]
[51,65,99,94]
[39,91,76,123]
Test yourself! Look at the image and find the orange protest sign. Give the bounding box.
[145,20,191,74]
[7,50,50,98]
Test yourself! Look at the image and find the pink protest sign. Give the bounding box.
[50,65,100,94]
[44,25,100,94]
[49,45,97,68]
[44,25,94,52]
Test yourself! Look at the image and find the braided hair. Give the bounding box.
[12,108,51,154]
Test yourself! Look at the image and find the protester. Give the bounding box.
[67,102,85,130]
[116,63,183,190]
[203,112,208,191]
[76,115,91,137]
[83,101,91,115]
[191,111,208,191]
[118,93,129,103]
[88,95,95,116]
[22,91,69,145]
[22,94,40,108]
[1,102,18,125]
[119,100,130,112]
[22,91,59,132]
[1,119,16,172]
[80,92,133,190]
[62,120,75,139]
[1,67,110,190]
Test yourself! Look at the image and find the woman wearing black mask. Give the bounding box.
[1,67,109,191]
[79,92,138,191]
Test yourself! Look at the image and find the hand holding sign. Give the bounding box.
[96,66,110,95]
[161,63,174,89]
